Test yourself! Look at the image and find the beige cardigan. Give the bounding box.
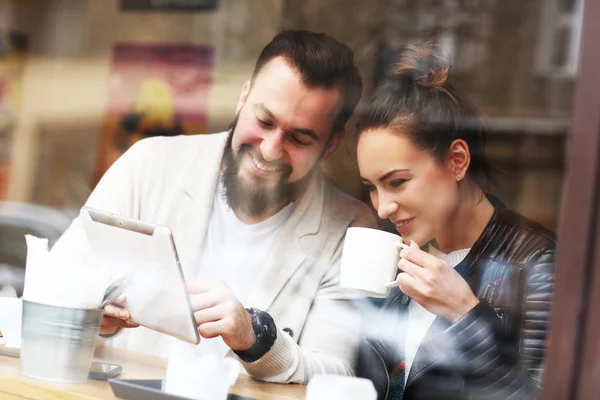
[53,132,375,384]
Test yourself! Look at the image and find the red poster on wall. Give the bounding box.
[95,43,214,183]
[0,31,28,200]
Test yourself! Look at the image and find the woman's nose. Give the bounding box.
[377,196,399,220]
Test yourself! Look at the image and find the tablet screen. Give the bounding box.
[80,207,199,345]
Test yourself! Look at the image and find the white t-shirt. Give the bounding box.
[404,244,470,383]
[192,176,295,356]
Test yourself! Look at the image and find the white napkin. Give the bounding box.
[23,235,111,309]
[164,341,240,400]
[306,375,377,400]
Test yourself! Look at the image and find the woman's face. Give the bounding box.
[357,128,461,245]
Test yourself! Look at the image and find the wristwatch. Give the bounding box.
[233,308,277,362]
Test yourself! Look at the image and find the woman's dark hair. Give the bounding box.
[357,38,492,187]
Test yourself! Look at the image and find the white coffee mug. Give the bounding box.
[340,227,408,298]
[0,297,23,347]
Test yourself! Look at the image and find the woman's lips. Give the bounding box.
[393,217,415,235]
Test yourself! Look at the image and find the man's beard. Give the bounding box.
[221,118,298,218]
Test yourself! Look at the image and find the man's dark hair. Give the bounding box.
[250,30,363,133]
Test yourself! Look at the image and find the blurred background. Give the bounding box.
[0,0,578,226]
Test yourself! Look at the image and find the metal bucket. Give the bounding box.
[19,300,104,383]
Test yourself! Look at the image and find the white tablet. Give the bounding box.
[80,207,200,344]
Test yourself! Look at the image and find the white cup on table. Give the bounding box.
[340,227,408,298]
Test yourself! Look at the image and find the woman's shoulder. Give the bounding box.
[485,193,556,246]
[494,207,557,247]
[474,204,557,269]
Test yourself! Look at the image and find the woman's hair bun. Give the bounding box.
[392,38,451,89]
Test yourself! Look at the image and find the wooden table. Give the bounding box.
[0,347,306,400]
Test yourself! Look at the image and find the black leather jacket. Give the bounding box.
[356,203,556,400]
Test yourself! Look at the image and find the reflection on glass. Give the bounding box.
[560,0,576,13]
[552,26,570,68]
[0,0,588,398]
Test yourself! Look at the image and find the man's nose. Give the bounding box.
[260,131,285,162]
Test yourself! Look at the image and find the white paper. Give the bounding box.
[23,235,111,309]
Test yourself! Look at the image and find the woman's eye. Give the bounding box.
[364,184,376,192]
[389,179,407,188]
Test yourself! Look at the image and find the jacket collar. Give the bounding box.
[174,132,227,278]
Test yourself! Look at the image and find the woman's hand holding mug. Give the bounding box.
[386,241,479,322]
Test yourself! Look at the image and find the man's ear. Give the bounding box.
[322,131,344,160]
[236,81,251,114]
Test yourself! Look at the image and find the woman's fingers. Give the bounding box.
[396,272,418,294]
[385,271,418,291]
[397,258,425,279]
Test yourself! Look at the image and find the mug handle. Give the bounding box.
[386,241,409,289]
[395,241,409,250]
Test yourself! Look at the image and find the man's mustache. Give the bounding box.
[239,144,293,175]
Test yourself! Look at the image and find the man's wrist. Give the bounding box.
[233,308,277,363]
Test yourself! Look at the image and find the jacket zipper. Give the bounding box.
[366,338,391,400]
[482,270,511,332]
[494,307,510,332]
[484,263,507,304]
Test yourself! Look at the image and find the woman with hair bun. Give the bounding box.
[355,39,555,400]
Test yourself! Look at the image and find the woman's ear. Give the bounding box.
[236,81,251,114]
[446,139,471,181]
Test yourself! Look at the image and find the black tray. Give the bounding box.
[109,379,255,400]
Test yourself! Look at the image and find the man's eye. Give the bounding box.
[257,118,273,128]
[290,135,310,146]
